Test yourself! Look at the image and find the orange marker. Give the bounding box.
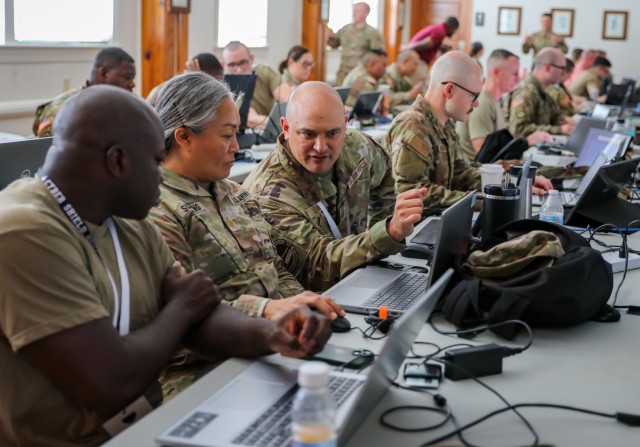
[378,305,388,320]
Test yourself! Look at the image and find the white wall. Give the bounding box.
[471,0,639,80]
[0,0,302,136]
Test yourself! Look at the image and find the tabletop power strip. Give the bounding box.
[601,251,640,273]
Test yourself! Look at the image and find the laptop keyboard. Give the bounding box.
[231,375,363,447]
[361,272,429,311]
[532,192,576,206]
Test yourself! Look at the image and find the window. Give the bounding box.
[2,0,114,45]
[328,0,379,33]
[217,0,268,48]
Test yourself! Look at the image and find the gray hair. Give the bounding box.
[155,71,233,153]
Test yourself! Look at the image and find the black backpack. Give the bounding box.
[442,220,615,339]
[475,129,529,164]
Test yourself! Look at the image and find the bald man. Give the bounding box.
[0,85,331,446]
[244,82,426,292]
[385,49,425,114]
[504,48,576,138]
[386,51,552,208]
[341,48,389,107]
[33,46,136,138]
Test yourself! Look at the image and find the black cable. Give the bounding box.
[428,314,534,354]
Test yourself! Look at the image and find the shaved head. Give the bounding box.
[283,82,347,175]
[44,85,164,222]
[428,50,483,88]
[286,81,344,124]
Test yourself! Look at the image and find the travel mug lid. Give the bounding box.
[484,184,520,200]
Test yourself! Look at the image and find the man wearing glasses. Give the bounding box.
[504,48,576,138]
[385,51,552,209]
[221,41,281,128]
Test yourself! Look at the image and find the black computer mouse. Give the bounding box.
[330,315,352,333]
[401,242,434,260]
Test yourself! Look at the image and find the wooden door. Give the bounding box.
[409,0,473,56]
[301,0,327,82]
[384,0,405,62]
[141,0,189,98]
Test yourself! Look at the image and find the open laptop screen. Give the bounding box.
[223,73,257,133]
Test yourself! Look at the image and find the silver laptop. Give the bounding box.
[574,128,629,167]
[324,192,475,316]
[560,117,607,155]
[261,102,287,143]
[533,152,609,207]
[156,269,454,447]
[0,137,52,189]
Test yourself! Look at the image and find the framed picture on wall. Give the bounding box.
[551,8,574,38]
[498,7,521,35]
[602,11,628,40]
[167,0,190,13]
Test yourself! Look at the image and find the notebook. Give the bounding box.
[348,91,383,121]
[335,86,351,104]
[565,157,640,228]
[156,269,454,447]
[324,192,475,316]
[261,102,287,143]
[0,137,52,189]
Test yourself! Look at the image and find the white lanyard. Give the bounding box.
[316,199,351,239]
[41,175,131,336]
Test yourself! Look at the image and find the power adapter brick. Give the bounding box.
[443,343,504,381]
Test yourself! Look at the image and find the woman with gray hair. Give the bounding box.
[150,71,343,400]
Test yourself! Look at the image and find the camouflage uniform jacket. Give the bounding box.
[150,167,305,317]
[32,81,89,137]
[281,68,301,88]
[385,63,416,109]
[328,23,385,85]
[503,75,563,138]
[546,83,575,117]
[252,64,281,116]
[243,129,405,292]
[385,95,480,208]
[522,31,568,57]
[342,63,380,107]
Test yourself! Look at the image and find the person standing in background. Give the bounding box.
[327,2,384,86]
[469,42,484,71]
[522,12,568,58]
[403,17,459,66]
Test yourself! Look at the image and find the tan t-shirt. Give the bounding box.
[456,90,505,162]
[569,69,600,98]
[0,177,174,447]
[251,64,282,116]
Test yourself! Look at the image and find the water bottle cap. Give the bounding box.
[298,361,330,388]
[549,189,559,196]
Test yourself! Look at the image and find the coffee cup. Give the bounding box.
[478,164,504,189]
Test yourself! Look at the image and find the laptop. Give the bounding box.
[348,91,383,121]
[335,86,351,104]
[156,269,454,447]
[533,152,609,207]
[556,117,607,155]
[0,137,52,189]
[324,192,475,316]
[565,157,640,228]
[606,83,634,106]
[574,128,630,167]
[261,102,287,143]
[224,73,258,149]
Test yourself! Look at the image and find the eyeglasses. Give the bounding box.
[226,59,251,70]
[549,63,567,72]
[440,81,480,102]
[298,61,316,68]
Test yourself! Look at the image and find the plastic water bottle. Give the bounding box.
[291,362,337,447]
[539,190,564,225]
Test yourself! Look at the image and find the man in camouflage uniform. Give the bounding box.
[504,48,576,138]
[32,47,135,137]
[221,41,282,128]
[387,51,552,209]
[385,49,425,115]
[456,49,552,162]
[522,12,568,58]
[569,56,612,100]
[244,82,426,292]
[342,49,388,107]
[327,2,385,86]
[546,58,582,117]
